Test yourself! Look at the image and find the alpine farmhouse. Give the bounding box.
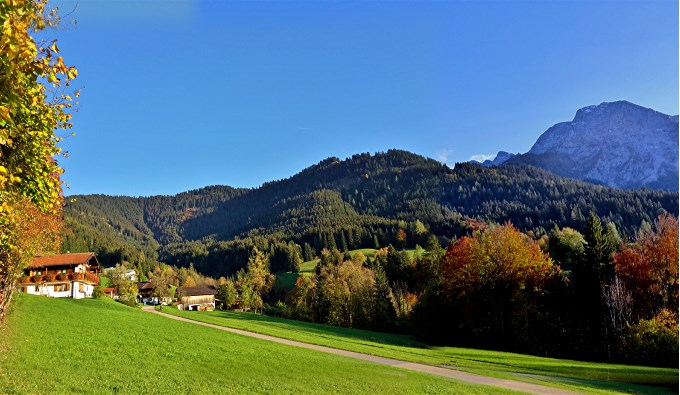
[17,253,100,299]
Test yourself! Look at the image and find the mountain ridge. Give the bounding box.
[496,101,679,190]
[62,149,679,275]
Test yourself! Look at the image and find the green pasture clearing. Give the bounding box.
[349,248,380,258]
[273,271,300,291]
[299,259,318,273]
[348,248,419,260]
[0,294,516,395]
[161,307,678,395]
[297,248,419,275]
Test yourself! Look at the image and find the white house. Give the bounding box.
[17,253,100,299]
[124,269,137,281]
[102,267,137,281]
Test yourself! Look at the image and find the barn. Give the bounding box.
[176,285,217,311]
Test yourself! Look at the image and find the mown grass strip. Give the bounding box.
[160,307,678,395]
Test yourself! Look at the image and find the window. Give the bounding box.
[54,284,70,292]
[79,284,84,293]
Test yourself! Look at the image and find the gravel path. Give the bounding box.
[144,307,582,395]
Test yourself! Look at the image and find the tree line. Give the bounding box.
[212,213,678,367]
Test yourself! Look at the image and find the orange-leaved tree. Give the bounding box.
[0,0,77,320]
[614,214,679,320]
[440,222,559,347]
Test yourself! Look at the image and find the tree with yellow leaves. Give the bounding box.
[0,0,77,320]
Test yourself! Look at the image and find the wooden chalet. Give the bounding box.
[176,285,217,311]
[17,253,100,299]
[136,281,155,304]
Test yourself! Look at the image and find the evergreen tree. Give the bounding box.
[339,231,349,252]
[373,264,395,330]
[573,212,616,358]
[287,241,302,272]
[584,212,615,283]
[303,242,315,262]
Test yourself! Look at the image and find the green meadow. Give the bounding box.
[162,307,679,395]
[0,294,515,395]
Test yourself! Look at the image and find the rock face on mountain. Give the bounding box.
[481,151,516,166]
[507,101,679,191]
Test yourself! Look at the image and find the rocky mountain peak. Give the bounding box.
[509,101,679,190]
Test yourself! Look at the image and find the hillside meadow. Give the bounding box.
[161,307,679,395]
[0,294,516,395]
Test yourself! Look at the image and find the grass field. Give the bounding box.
[299,259,318,273]
[161,307,679,395]
[0,294,519,395]
[273,271,300,291]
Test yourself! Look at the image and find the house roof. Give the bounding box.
[137,282,154,291]
[29,253,99,269]
[177,285,217,297]
[102,287,115,294]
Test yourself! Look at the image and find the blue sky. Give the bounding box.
[51,0,678,196]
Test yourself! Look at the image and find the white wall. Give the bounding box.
[21,281,94,299]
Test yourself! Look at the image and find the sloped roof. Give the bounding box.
[137,282,154,291]
[29,253,99,269]
[177,285,217,297]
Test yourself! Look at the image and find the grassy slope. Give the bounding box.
[0,294,517,395]
[160,308,678,395]
[299,259,318,273]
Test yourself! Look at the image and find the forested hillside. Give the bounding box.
[62,150,678,276]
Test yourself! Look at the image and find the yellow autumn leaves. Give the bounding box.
[1,0,77,317]
[0,0,77,215]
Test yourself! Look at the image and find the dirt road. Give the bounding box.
[144,307,582,395]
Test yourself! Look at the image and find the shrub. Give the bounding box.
[116,298,138,308]
[92,285,104,299]
[620,309,679,367]
[43,273,55,282]
[18,275,30,284]
[30,275,43,283]
[264,301,290,318]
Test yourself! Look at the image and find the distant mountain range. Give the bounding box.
[475,101,679,191]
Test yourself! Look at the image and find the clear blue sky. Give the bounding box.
[51,0,678,196]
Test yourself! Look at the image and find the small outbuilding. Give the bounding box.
[176,285,217,311]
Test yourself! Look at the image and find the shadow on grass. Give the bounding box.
[513,373,679,395]
[164,307,679,392]
[193,308,431,349]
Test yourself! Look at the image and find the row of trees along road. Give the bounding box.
[0,0,78,320]
[211,213,676,367]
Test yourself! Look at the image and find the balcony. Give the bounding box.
[18,272,100,285]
